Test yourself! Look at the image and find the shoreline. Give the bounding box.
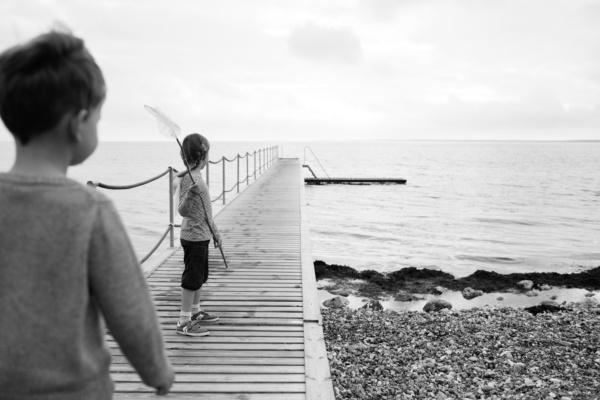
[314,260,600,308]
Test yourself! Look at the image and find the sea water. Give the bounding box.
[1,140,599,279]
[285,141,600,277]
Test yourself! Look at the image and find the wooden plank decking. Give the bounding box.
[109,158,334,399]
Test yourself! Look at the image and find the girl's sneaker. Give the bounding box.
[176,320,209,336]
[192,311,219,323]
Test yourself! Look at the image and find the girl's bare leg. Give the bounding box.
[192,288,202,305]
[180,288,195,323]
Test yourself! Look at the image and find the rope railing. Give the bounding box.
[206,147,278,204]
[87,168,171,190]
[87,146,279,263]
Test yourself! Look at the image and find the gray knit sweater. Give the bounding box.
[0,173,173,399]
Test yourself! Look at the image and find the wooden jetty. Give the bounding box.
[108,158,334,400]
[302,164,406,185]
[305,177,407,185]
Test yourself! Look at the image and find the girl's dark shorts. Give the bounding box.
[180,239,210,290]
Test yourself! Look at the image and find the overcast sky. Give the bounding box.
[1,0,599,142]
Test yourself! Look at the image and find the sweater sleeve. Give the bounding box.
[88,199,173,389]
[178,175,198,217]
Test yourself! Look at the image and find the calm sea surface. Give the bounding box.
[1,140,599,278]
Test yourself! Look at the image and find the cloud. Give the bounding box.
[288,21,362,64]
[1,0,599,142]
[358,0,406,22]
[380,91,600,139]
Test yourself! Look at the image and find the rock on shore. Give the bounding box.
[322,302,600,399]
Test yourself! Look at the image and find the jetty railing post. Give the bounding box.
[246,153,249,186]
[222,157,226,205]
[168,167,174,248]
[237,155,240,193]
[259,149,262,175]
[254,151,257,181]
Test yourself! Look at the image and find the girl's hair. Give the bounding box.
[0,30,106,145]
[180,133,210,172]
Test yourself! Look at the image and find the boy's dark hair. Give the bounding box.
[0,30,106,144]
[180,133,210,171]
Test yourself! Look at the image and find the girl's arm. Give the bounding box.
[194,179,221,245]
[178,176,199,217]
[210,218,222,246]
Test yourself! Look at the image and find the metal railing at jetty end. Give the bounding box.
[87,146,279,264]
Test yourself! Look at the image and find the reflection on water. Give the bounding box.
[318,287,598,313]
[383,288,596,312]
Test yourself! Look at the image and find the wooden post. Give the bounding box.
[168,167,174,248]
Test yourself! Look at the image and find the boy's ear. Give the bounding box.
[67,109,89,142]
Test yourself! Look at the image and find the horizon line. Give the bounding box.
[1,138,599,144]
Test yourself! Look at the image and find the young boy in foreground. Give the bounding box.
[0,30,174,398]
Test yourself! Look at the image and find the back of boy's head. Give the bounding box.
[0,30,106,145]
[181,133,210,167]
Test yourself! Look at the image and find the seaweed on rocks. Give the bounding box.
[314,261,600,297]
[457,268,600,292]
[314,260,361,280]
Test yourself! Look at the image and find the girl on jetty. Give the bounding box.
[176,133,222,336]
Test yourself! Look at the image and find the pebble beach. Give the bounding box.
[322,303,600,400]
[317,262,600,399]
